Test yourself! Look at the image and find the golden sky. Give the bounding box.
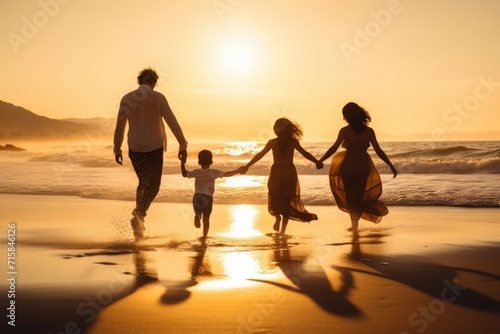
[1,0,500,141]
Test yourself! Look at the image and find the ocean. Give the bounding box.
[0,141,499,207]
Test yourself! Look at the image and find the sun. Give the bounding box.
[217,37,259,79]
[222,42,253,74]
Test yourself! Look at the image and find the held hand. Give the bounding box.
[239,166,249,174]
[115,154,123,165]
[178,149,187,161]
[315,161,324,170]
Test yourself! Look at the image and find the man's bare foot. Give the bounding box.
[273,215,281,232]
[130,217,144,241]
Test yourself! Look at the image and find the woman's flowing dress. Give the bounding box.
[329,135,388,223]
[268,162,318,222]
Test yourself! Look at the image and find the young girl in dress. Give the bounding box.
[241,118,323,235]
[319,102,397,230]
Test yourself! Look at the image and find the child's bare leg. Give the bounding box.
[194,212,201,228]
[280,216,289,235]
[273,215,281,232]
[202,217,210,239]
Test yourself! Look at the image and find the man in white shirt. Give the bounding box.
[113,67,188,241]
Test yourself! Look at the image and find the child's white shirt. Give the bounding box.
[187,168,225,196]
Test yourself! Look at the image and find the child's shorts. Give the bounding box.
[193,193,214,217]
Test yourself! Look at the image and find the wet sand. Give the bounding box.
[0,194,499,333]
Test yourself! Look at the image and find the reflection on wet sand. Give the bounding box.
[132,251,158,286]
[196,245,274,290]
[160,243,209,304]
[18,222,500,334]
[88,228,499,333]
[220,204,263,238]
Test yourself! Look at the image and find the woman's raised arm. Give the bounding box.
[319,128,345,163]
[240,140,273,173]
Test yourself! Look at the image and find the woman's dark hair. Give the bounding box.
[137,67,159,85]
[342,102,371,133]
[273,118,303,156]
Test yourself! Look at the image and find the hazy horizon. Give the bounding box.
[2,98,499,143]
[2,1,500,141]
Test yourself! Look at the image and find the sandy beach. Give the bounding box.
[1,194,499,333]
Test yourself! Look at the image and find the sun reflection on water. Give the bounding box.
[222,141,262,156]
[197,205,275,290]
[224,252,260,278]
[220,205,262,238]
[221,175,263,188]
[198,250,280,290]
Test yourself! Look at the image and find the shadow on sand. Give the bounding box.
[10,249,158,333]
[250,236,363,318]
[335,232,500,313]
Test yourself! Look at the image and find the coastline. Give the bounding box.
[0,194,499,333]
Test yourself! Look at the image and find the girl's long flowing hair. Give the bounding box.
[342,102,371,133]
[273,118,303,157]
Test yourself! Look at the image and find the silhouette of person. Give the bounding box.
[181,149,244,240]
[319,102,397,230]
[249,238,362,317]
[113,67,188,241]
[340,233,500,315]
[241,118,322,235]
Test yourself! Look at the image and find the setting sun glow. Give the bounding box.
[1,3,499,139]
[217,37,259,79]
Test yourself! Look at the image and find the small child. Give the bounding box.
[181,149,243,240]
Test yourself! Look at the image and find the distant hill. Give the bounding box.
[0,101,103,139]
[0,144,25,151]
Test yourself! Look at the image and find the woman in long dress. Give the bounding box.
[242,118,323,235]
[319,102,397,230]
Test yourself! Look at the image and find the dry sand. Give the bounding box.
[0,194,499,333]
